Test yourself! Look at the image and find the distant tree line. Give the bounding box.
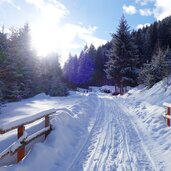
[1,15,171,102]
[63,43,112,88]
[63,15,171,90]
[0,24,68,102]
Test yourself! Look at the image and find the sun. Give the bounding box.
[30,22,74,65]
[31,24,62,57]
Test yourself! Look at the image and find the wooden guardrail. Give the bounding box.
[0,108,56,163]
[163,102,171,127]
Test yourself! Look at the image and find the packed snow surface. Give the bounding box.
[0,109,56,132]
[0,80,171,171]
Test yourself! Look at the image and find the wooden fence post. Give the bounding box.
[45,115,50,138]
[167,107,170,127]
[17,125,25,162]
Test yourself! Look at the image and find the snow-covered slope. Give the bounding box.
[1,79,171,171]
[119,78,171,171]
[0,92,98,169]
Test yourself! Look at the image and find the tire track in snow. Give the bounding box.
[112,99,156,171]
[67,97,105,171]
[93,100,115,171]
[68,95,156,171]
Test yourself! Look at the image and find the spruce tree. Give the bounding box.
[94,43,111,85]
[139,48,168,88]
[77,46,95,87]
[0,30,8,100]
[63,54,78,87]
[105,15,139,89]
[7,24,36,100]
[41,53,68,96]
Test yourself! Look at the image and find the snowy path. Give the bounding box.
[69,95,156,171]
[0,92,164,171]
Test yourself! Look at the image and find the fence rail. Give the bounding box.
[0,109,56,163]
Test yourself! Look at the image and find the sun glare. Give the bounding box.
[31,24,61,57]
[30,21,76,65]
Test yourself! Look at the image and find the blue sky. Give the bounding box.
[0,0,171,63]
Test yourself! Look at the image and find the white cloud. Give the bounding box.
[32,23,107,64]
[136,0,171,20]
[25,0,68,23]
[123,5,137,15]
[135,0,154,6]
[59,24,106,64]
[122,4,137,15]
[28,0,107,64]
[139,9,153,16]
[137,23,150,29]
[25,0,44,8]
[0,0,20,10]
[0,0,12,5]
[153,0,171,20]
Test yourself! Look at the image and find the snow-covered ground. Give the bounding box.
[0,80,171,171]
[119,78,171,171]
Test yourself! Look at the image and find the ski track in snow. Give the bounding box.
[68,95,156,171]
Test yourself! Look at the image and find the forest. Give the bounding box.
[64,16,171,91]
[0,15,171,101]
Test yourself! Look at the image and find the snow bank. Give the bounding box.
[0,109,56,132]
[0,92,98,170]
[119,77,171,170]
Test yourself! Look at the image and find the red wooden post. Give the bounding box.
[167,107,170,126]
[45,115,50,138]
[17,125,25,162]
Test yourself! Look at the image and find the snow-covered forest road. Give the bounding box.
[69,95,155,171]
[1,86,170,171]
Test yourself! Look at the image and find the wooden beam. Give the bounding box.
[17,126,25,162]
[0,130,5,134]
[45,116,50,139]
[167,107,170,127]
[0,110,56,134]
[11,127,51,155]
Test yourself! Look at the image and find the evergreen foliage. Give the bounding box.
[63,54,79,87]
[0,24,68,102]
[105,16,139,87]
[41,53,68,96]
[139,48,168,88]
[93,42,112,86]
[1,15,171,100]
[63,15,171,89]
[63,45,97,88]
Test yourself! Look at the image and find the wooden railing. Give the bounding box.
[163,102,171,127]
[0,109,56,163]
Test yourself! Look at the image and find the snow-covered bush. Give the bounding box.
[139,48,168,88]
[48,78,68,97]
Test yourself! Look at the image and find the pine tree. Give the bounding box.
[139,48,168,88]
[41,53,68,96]
[0,24,69,102]
[93,43,111,85]
[105,16,139,90]
[0,30,8,100]
[6,24,37,100]
[63,54,78,87]
[77,46,95,87]
[165,48,171,76]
